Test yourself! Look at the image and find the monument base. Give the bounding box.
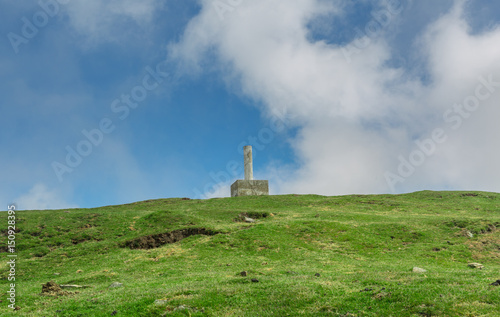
[231,180,269,197]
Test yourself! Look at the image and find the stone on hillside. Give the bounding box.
[412,267,427,273]
[60,284,91,289]
[174,305,188,311]
[468,263,484,269]
[172,305,204,313]
[108,282,123,289]
[244,217,255,223]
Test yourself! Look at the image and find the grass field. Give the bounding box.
[1,191,499,316]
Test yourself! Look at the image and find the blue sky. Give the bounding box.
[1,0,500,210]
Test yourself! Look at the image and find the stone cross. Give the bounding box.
[230,145,269,197]
[244,145,253,181]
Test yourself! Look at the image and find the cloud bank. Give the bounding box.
[170,0,500,195]
[13,184,78,211]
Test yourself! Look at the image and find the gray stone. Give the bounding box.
[244,217,255,223]
[468,263,484,269]
[172,305,204,313]
[154,300,169,306]
[174,305,188,311]
[412,267,427,273]
[231,145,269,197]
[60,284,91,289]
[108,282,123,288]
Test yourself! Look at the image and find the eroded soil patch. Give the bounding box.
[461,193,479,197]
[123,228,218,250]
[41,281,76,296]
[447,219,499,235]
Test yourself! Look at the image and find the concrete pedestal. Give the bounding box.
[230,145,269,197]
[231,180,269,197]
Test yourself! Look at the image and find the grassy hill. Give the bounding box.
[1,191,500,316]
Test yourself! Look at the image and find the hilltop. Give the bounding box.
[1,191,499,316]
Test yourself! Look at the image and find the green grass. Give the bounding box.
[1,191,500,316]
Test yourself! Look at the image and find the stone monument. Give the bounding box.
[231,146,269,197]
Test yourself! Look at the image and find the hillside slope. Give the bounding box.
[1,191,500,316]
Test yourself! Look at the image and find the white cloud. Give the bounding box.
[13,183,78,210]
[170,0,500,195]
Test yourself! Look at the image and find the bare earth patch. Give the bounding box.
[123,228,219,250]
[41,281,77,296]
